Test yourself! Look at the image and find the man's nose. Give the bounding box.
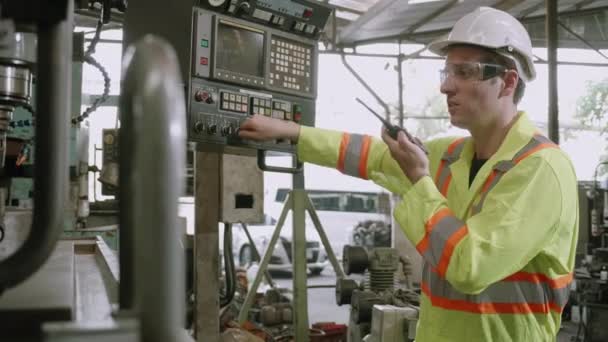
[440,75,456,94]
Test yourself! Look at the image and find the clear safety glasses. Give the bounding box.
[439,62,508,84]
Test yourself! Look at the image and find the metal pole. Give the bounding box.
[305,197,345,279]
[238,194,292,323]
[292,157,309,341]
[241,223,276,287]
[397,40,404,127]
[194,151,220,342]
[546,0,559,144]
[341,54,391,118]
[0,0,71,292]
[292,194,309,341]
[119,36,187,342]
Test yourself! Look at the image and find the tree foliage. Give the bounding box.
[576,78,608,134]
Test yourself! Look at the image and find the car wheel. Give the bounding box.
[309,267,324,276]
[239,244,254,267]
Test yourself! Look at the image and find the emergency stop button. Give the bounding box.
[293,104,303,122]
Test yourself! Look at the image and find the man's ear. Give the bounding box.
[500,70,519,98]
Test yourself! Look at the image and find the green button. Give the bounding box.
[201,39,209,48]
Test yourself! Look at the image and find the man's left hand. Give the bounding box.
[381,128,430,184]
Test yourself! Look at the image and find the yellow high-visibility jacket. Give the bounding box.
[297,112,578,342]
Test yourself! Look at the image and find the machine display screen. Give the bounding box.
[216,22,265,77]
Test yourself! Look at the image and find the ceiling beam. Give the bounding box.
[403,0,459,35]
[492,0,527,11]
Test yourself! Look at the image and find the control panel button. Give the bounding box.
[252,9,272,21]
[194,121,205,133]
[303,9,313,18]
[207,124,218,135]
[221,125,234,136]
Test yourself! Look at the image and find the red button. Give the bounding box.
[200,57,208,65]
[303,9,313,18]
[294,112,302,122]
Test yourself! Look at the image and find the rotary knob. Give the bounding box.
[206,0,227,7]
[238,1,252,14]
[194,121,205,133]
[206,124,218,135]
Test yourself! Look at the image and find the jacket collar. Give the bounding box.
[448,111,538,217]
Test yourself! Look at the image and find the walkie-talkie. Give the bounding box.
[355,98,429,155]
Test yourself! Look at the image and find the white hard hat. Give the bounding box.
[428,6,536,82]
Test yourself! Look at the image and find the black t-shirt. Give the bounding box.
[469,155,488,187]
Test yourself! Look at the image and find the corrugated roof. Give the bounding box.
[330,0,608,49]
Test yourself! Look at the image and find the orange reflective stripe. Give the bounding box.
[481,169,498,193]
[447,137,466,154]
[504,272,573,289]
[472,135,559,215]
[434,159,447,184]
[434,137,467,197]
[440,173,452,196]
[514,142,558,163]
[421,283,559,314]
[436,225,468,277]
[337,133,350,173]
[421,267,571,314]
[416,208,452,254]
[358,135,372,179]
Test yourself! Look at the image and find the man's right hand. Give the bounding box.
[238,115,301,143]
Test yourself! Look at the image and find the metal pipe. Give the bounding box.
[397,41,404,126]
[546,0,559,144]
[0,0,71,292]
[340,54,391,117]
[241,223,275,287]
[557,20,608,60]
[119,35,187,341]
[326,50,608,67]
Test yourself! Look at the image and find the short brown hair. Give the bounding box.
[479,49,526,104]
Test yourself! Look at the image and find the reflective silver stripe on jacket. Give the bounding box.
[421,214,465,269]
[342,133,368,178]
[422,263,570,313]
[435,138,467,194]
[471,135,556,215]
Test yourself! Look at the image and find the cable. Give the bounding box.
[72,55,110,124]
[220,222,236,307]
[72,16,111,125]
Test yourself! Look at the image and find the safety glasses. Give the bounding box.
[439,62,508,84]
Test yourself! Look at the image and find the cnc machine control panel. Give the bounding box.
[188,1,331,152]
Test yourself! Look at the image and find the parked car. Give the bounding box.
[177,187,391,276]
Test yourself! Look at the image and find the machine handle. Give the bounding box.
[257,149,303,173]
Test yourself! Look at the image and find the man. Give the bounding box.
[239,7,578,341]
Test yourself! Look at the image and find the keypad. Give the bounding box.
[270,38,312,93]
[271,101,292,120]
[251,97,273,116]
[220,92,248,113]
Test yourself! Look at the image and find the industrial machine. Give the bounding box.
[188,0,327,153]
[336,245,419,342]
[123,1,334,341]
[571,179,608,342]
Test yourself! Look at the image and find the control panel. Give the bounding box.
[189,78,314,153]
[192,9,318,98]
[188,2,329,152]
[198,0,332,40]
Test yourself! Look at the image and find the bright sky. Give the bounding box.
[82,31,608,200]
